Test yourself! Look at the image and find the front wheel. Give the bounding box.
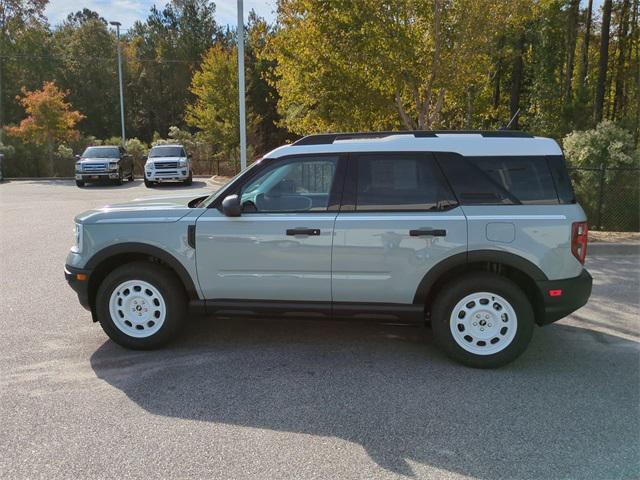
[183,171,193,186]
[75,179,85,187]
[95,262,187,349]
[431,272,534,368]
[114,168,123,186]
[144,177,154,188]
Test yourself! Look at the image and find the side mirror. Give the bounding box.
[75,154,81,160]
[221,194,242,217]
[142,155,148,161]
[188,153,193,159]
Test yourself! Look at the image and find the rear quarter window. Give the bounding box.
[437,153,567,205]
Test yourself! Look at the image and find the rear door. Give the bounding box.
[331,152,467,305]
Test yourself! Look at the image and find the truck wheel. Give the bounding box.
[431,272,534,369]
[128,169,134,182]
[95,262,187,349]
[76,180,85,187]
[144,177,154,188]
[114,168,123,186]
[183,171,193,186]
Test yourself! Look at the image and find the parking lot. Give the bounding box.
[1,179,638,479]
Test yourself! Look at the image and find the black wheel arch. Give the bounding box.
[85,243,199,318]
[414,250,548,324]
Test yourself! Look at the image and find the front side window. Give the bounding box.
[240,156,339,213]
[354,153,457,211]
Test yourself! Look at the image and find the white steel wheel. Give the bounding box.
[109,279,166,338]
[449,291,518,356]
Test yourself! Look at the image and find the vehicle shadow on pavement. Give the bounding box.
[90,318,639,479]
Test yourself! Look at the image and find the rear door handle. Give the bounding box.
[286,228,321,236]
[409,229,447,237]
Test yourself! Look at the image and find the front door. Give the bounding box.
[195,155,343,302]
[332,152,467,305]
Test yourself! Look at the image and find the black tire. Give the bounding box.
[144,178,154,188]
[76,180,85,187]
[431,272,534,369]
[114,168,123,186]
[128,169,134,181]
[95,261,187,350]
[183,171,193,186]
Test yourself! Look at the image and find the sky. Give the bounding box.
[44,0,277,30]
[44,0,603,31]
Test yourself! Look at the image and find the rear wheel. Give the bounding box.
[95,262,187,349]
[431,272,534,368]
[128,169,134,181]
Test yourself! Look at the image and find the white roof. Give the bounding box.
[265,133,562,158]
[151,144,184,148]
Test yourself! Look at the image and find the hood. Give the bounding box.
[75,193,207,225]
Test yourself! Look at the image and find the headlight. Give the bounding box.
[109,162,119,171]
[75,162,82,172]
[146,162,155,170]
[178,159,187,167]
[72,223,83,253]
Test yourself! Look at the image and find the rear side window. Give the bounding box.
[354,153,457,211]
[437,153,567,205]
[547,155,576,204]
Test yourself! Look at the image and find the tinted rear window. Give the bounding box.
[437,154,570,205]
[354,153,457,211]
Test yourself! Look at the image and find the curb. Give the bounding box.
[589,242,639,256]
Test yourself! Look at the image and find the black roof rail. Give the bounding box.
[292,130,533,146]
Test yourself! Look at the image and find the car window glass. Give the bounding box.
[149,146,185,158]
[82,147,119,158]
[355,154,457,211]
[240,156,338,212]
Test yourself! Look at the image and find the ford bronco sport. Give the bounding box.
[65,131,592,368]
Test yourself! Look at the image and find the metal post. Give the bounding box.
[237,0,247,171]
[111,21,126,147]
[597,163,606,230]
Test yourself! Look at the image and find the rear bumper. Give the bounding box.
[64,264,92,311]
[536,269,592,325]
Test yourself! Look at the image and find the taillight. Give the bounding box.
[571,221,588,264]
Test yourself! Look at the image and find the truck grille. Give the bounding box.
[154,161,178,169]
[82,162,107,172]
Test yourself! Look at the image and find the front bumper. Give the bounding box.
[76,173,120,180]
[535,269,593,325]
[145,169,190,182]
[65,264,92,311]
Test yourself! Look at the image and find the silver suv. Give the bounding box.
[75,146,134,187]
[65,131,592,368]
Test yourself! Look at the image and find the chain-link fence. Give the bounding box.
[568,166,639,232]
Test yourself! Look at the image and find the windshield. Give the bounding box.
[149,146,185,158]
[82,147,119,158]
[200,160,262,208]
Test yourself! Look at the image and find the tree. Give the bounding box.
[594,0,613,123]
[126,0,219,140]
[52,10,119,138]
[0,0,48,140]
[7,81,84,175]
[186,43,246,172]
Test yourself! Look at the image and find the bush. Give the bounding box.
[563,122,639,231]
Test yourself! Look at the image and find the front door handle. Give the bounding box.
[409,229,447,237]
[286,228,321,236]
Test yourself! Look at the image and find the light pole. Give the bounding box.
[110,21,126,147]
[237,0,247,170]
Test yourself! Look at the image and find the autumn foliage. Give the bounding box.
[7,81,84,147]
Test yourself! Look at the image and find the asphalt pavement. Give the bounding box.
[1,179,638,480]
